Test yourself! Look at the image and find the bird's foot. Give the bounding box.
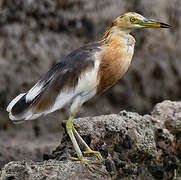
[67,156,108,175]
[83,148,103,163]
[67,156,101,164]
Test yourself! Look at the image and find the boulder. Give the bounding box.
[1,101,181,179]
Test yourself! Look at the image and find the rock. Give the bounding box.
[0,134,59,170]
[0,0,181,137]
[150,100,181,160]
[0,160,106,180]
[151,100,181,135]
[1,101,181,179]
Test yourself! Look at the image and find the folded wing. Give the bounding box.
[7,43,102,122]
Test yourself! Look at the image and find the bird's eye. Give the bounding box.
[130,17,136,23]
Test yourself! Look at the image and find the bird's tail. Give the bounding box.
[6,93,41,124]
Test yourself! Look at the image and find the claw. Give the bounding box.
[67,156,101,164]
[67,156,108,175]
[84,148,103,163]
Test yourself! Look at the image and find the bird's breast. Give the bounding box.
[96,37,135,94]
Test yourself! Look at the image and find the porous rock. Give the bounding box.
[2,101,181,179]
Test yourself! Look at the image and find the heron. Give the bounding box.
[7,12,171,173]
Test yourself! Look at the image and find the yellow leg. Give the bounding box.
[66,116,83,158]
[73,127,103,164]
[66,116,107,174]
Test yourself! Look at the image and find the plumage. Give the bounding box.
[7,12,171,173]
[97,32,135,94]
[8,43,102,121]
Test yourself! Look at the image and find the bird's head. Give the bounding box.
[112,12,172,32]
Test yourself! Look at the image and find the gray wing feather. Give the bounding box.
[25,42,102,113]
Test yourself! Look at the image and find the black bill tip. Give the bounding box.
[160,22,172,28]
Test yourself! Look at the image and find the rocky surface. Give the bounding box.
[0,133,60,170]
[1,100,181,180]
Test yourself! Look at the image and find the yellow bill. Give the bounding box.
[139,19,172,28]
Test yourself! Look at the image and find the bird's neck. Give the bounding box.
[99,26,133,45]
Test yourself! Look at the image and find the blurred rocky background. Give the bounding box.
[0,0,180,173]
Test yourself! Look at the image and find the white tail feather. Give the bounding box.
[6,93,26,112]
[25,113,43,120]
[7,90,47,122]
[8,108,43,121]
[7,92,39,121]
[26,82,43,102]
[9,112,27,123]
